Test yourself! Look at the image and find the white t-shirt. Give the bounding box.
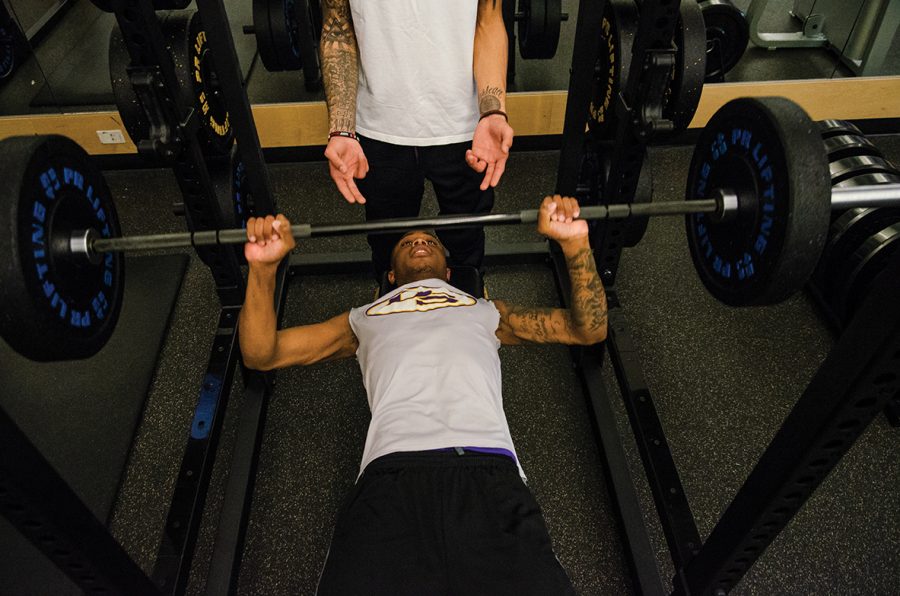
[348,279,524,478]
[348,0,480,146]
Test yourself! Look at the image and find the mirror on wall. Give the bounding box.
[0,0,59,116]
[0,0,896,119]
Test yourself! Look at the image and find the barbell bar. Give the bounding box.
[70,184,900,263]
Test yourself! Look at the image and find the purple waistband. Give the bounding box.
[433,446,517,463]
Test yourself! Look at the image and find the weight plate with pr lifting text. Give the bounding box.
[685,97,830,306]
[666,0,707,131]
[110,10,234,156]
[835,171,900,189]
[0,136,124,361]
[588,0,638,140]
[814,207,900,298]
[829,155,900,185]
[837,223,900,324]
[518,0,563,59]
[818,119,862,139]
[699,0,749,81]
[823,134,883,162]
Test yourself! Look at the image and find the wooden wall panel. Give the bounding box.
[0,77,897,155]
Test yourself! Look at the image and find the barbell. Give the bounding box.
[2,97,900,363]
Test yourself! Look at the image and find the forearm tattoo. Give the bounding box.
[565,247,608,338]
[478,84,504,113]
[321,0,358,132]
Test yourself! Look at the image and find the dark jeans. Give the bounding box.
[316,450,576,596]
[356,136,495,280]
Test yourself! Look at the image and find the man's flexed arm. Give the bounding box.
[494,196,608,345]
[239,215,358,371]
[321,0,368,204]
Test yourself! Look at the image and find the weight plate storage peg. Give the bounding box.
[685,97,831,306]
[0,136,124,361]
[698,0,749,81]
[110,10,234,156]
[588,0,638,140]
[666,0,708,131]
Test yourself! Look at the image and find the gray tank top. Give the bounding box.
[348,278,522,477]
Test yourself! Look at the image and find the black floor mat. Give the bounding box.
[0,253,189,593]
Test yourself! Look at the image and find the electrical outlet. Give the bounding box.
[97,130,126,144]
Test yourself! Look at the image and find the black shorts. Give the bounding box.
[316,450,575,595]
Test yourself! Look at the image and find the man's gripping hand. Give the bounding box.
[244,214,297,266]
[466,114,514,190]
[324,136,369,204]
[537,195,589,246]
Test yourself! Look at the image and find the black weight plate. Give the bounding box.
[575,149,601,206]
[699,0,749,81]
[587,0,638,139]
[0,13,21,81]
[667,0,707,131]
[837,223,900,324]
[830,155,898,185]
[818,119,862,139]
[0,135,124,361]
[110,10,233,156]
[254,0,282,71]
[270,0,303,71]
[296,0,322,90]
[814,207,900,296]
[835,171,900,189]
[185,11,234,154]
[824,134,883,162]
[625,152,653,248]
[685,97,830,306]
[230,145,256,229]
[518,0,562,60]
[90,0,191,10]
[597,149,653,248]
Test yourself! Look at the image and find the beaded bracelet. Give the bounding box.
[328,130,359,142]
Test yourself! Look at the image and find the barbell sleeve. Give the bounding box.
[831,185,900,210]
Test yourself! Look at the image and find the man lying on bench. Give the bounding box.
[239,195,607,595]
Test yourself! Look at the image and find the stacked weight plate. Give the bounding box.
[810,120,900,328]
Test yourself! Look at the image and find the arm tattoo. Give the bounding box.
[478,84,504,113]
[502,304,565,343]
[321,0,358,132]
[564,248,608,339]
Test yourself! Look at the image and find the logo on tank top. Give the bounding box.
[366,285,476,316]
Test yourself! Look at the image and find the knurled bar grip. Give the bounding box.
[90,199,722,254]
